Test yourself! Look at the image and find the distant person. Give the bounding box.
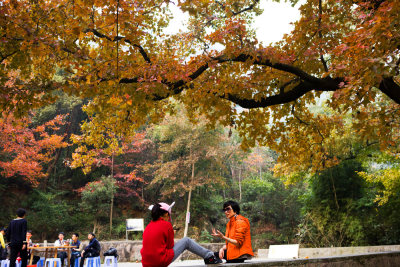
[70,233,83,267]
[140,202,221,267]
[211,200,254,263]
[5,208,28,267]
[26,230,40,264]
[0,227,7,260]
[79,233,100,267]
[55,232,68,266]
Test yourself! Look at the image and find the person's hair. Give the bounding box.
[151,204,169,221]
[223,200,240,215]
[88,232,95,238]
[16,208,26,217]
[58,232,65,237]
[72,233,79,238]
[27,230,32,234]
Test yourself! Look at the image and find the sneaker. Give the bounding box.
[204,254,223,265]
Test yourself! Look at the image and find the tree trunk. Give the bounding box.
[184,187,192,238]
[110,153,114,238]
[329,169,340,211]
[184,147,195,238]
[239,167,242,202]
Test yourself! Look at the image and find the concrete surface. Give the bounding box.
[110,250,400,266]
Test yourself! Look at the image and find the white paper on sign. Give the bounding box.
[268,244,299,259]
[126,218,144,231]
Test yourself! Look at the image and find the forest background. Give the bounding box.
[1,95,400,249]
[1,0,400,251]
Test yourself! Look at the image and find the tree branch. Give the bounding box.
[379,77,400,105]
[84,28,151,63]
[318,0,329,72]
[116,53,344,106]
[0,50,18,63]
[215,0,260,16]
[224,80,329,109]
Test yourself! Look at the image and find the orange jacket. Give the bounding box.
[225,214,254,260]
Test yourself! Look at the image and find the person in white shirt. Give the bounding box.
[55,232,67,266]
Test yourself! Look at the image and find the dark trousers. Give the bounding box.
[0,246,8,260]
[57,251,68,267]
[214,250,245,263]
[70,252,80,267]
[9,243,27,267]
[31,255,40,265]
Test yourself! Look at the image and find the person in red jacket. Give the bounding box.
[140,202,222,266]
[211,200,254,263]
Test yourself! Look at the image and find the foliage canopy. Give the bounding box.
[1,0,399,174]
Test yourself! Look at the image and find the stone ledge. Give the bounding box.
[177,251,400,267]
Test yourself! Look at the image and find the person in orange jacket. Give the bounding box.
[211,200,254,263]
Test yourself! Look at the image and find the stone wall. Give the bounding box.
[33,240,223,262]
[96,240,223,262]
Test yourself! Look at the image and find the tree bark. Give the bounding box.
[379,77,400,105]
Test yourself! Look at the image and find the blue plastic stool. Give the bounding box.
[103,256,117,267]
[37,257,45,267]
[45,258,62,267]
[15,261,21,267]
[72,257,80,267]
[1,259,10,267]
[83,257,100,267]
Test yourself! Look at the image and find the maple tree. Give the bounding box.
[1,0,399,174]
[0,112,67,184]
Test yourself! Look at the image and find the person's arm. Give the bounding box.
[0,234,5,249]
[231,219,248,247]
[93,240,101,254]
[211,228,238,246]
[22,220,27,250]
[167,224,174,249]
[5,222,11,242]
[81,240,92,257]
[218,244,227,259]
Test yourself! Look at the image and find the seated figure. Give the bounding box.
[55,232,68,267]
[79,233,100,267]
[70,233,83,267]
[26,230,40,265]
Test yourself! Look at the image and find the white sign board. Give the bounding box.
[268,244,299,259]
[126,218,144,240]
[126,218,144,231]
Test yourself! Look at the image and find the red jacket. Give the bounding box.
[141,218,174,267]
[225,214,254,260]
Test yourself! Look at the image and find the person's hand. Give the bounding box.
[81,251,84,257]
[211,228,224,239]
[219,248,224,259]
[22,244,26,250]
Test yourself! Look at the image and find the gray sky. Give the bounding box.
[165,0,302,45]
